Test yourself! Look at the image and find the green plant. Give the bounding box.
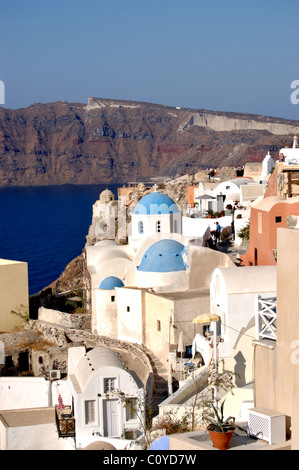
[109,388,153,449]
[196,361,246,438]
[202,399,236,433]
[152,409,192,435]
[237,222,250,240]
[10,304,29,328]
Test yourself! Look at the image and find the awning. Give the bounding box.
[193,313,220,324]
[195,194,216,200]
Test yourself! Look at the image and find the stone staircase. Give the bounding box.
[141,346,169,417]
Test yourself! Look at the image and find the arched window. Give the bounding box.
[156,220,161,233]
[138,220,144,234]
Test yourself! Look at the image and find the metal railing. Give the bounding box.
[255,296,277,341]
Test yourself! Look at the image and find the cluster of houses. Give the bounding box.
[0,137,299,450]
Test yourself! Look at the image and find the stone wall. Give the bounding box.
[30,320,154,402]
[64,329,154,403]
[38,307,91,330]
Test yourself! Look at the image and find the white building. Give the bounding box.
[85,191,216,337]
[85,190,236,374]
[260,151,275,182]
[0,407,74,450]
[67,346,144,449]
[210,265,277,383]
[154,264,277,426]
[213,178,260,206]
[129,191,182,250]
[279,135,299,165]
[0,346,144,450]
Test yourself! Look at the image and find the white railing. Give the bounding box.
[255,296,277,341]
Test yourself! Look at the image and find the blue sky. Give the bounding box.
[0,0,299,120]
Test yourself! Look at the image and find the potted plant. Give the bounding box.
[197,360,246,450]
[204,399,236,450]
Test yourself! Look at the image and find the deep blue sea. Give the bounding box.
[0,184,122,295]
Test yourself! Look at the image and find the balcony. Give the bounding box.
[55,405,75,438]
[255,296,277,341]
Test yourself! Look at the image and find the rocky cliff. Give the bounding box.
[1,97,298,187]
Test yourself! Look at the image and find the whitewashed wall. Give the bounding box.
[0,377,49,410]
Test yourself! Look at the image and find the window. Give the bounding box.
[275,216,282,223]
[104,377,116,393]
[111,295,115,302]
[5,356,13,368]
[258,212,262,234]
[156,220,161,233]
[174,220,178,233]
[157,320,161,332]
[85,400,96,424]
[138,220,144,234]
[127,306,130,312]
[19,351,29,372]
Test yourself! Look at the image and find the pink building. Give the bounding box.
[241,196,299,266]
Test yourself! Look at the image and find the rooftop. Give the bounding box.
[137,239,187,273]
[167,428,291,451]
[0,407,55,428]
[134,191,180,215]
[0,259,26,266]
[154,288,210,301]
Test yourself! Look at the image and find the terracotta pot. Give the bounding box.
[208,428,235,450]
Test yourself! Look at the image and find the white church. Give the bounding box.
[84,189,235,364]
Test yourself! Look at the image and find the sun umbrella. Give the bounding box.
[192,313,220,323]
[177,331,184,353]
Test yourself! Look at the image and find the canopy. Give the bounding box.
[195,194,216,200]
[193,313,220,324]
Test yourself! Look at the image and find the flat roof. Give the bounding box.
[153,289,210,301]
[0,407,55,428]
[0,259,26,266]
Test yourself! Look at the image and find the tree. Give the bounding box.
[237,222,250,241]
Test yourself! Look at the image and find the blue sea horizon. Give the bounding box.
[0,183,122,295]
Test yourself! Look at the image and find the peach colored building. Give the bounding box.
[253,226,299,449]
[241,196,299,266]
[0,259,29,332]
[117,183,147,206]
[187,185,196,208]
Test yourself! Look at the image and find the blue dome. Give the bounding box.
[134,191,180,215]
[149,435,169,450]
[99,276,124,290]
[137,239,187,273]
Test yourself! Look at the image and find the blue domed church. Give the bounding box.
[129,191,182,251]
[85,189,233,362]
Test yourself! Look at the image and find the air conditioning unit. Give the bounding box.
[248,407,286,445]
[50,370,61,380]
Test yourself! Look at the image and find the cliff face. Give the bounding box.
[0,97,298,187]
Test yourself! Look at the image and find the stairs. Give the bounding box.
[141,346,169,417]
